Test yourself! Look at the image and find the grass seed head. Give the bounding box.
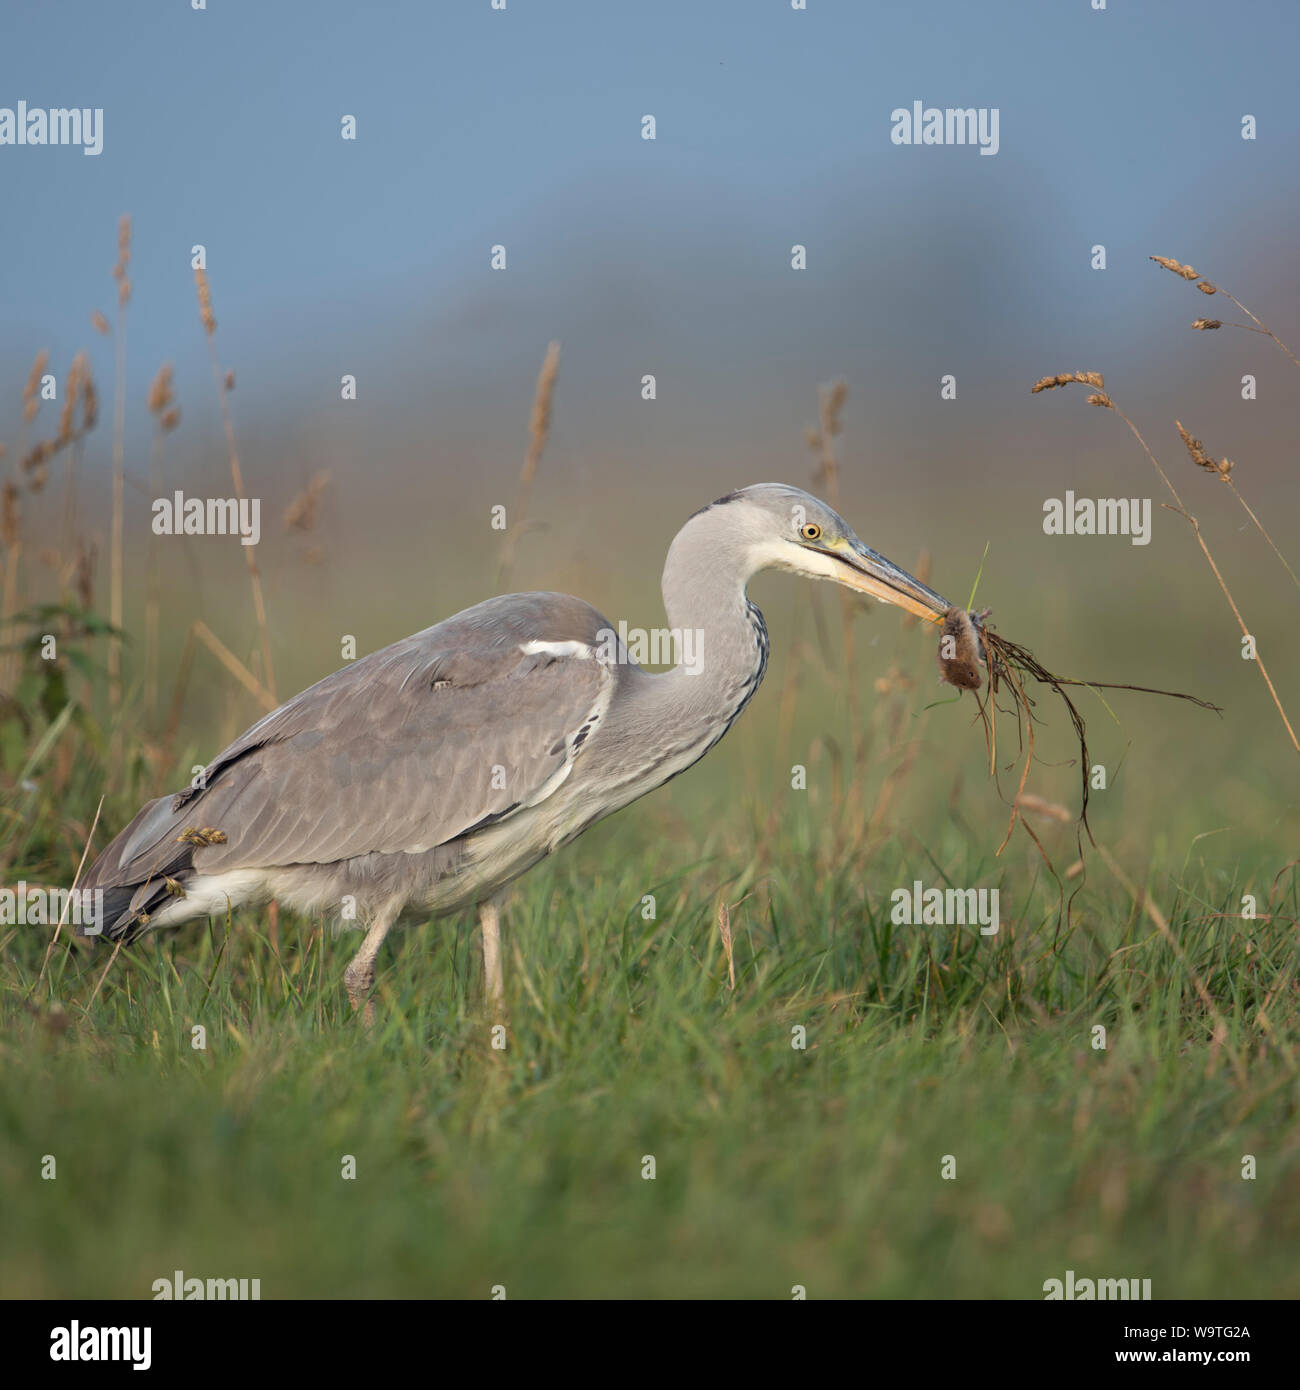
[57,351,87,442]
[22,349,49,423]
[2,479,19,546]
[526,342,560,467]
[75,538,95,608]
[284,471,331,532]
[1031,371,1105,394]
[1176,420,1233,481]
[146,363,174,415]
[1150,254,1199,280]
[195,268,216,336]
[80,370,98,433]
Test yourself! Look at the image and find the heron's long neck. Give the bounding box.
[603,513,769,780]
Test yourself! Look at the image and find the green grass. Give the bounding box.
[3,801,1298,1299]
[2,568,1298,1299]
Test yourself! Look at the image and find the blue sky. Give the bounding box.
[1,0,1297,570]
[4,0,1297,373]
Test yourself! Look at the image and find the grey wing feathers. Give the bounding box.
[82,593,613,927]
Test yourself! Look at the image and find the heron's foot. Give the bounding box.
[342,902,400,1031]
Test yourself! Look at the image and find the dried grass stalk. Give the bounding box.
[1032,374,1298,753]
[1150,253,1299,368]
[498,342,560,589]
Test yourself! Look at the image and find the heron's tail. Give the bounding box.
[79,793,198,941]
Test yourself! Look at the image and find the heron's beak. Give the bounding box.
[827,538,951,626]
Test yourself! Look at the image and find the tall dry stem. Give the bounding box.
[145,364,179,714]
[108,215,131,711]
[194,267,276,702]
[1034,374,1298,753]
[498,341,560,590]
[1175,421,1298,591]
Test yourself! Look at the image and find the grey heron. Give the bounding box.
[80,483,952,1017]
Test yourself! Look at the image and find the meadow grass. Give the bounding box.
[3,777,1298,1299]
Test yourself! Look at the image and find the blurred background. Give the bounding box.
[1,0,1297,854]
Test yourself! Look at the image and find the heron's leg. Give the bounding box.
[479,899,504,1010]
[344,901,399,1026]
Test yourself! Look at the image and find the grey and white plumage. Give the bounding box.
[81,483,953,1014]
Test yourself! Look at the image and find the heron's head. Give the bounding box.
[685,483,951,625]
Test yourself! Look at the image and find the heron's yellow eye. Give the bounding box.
[800,523,822,542]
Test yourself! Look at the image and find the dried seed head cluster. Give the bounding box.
[64,352,97,439]
[1030,371,1105,394]
[195,267,216,336]
[873,664,914,696]
[1150,255,1200,281]
[1176,420,1233,481]
[1150,254,1219,306]
[90,309,110,336]
[806,379,848,467]
[113,214,132,308]
[75,538,95,609]
[820,379,847,436]
[527,343,559,462]
[57,351,88,445]
[1192,318,1222,331]
[17,352,98,493]
[22,438,52,492]
[147,363,180,433]
[284,470,332,532]
[1,478,19,545]
[22,349,49,423]
[81,369,98,433]
[146,363,174,415]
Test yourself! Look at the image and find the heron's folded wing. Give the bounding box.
[95,595,616,885]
